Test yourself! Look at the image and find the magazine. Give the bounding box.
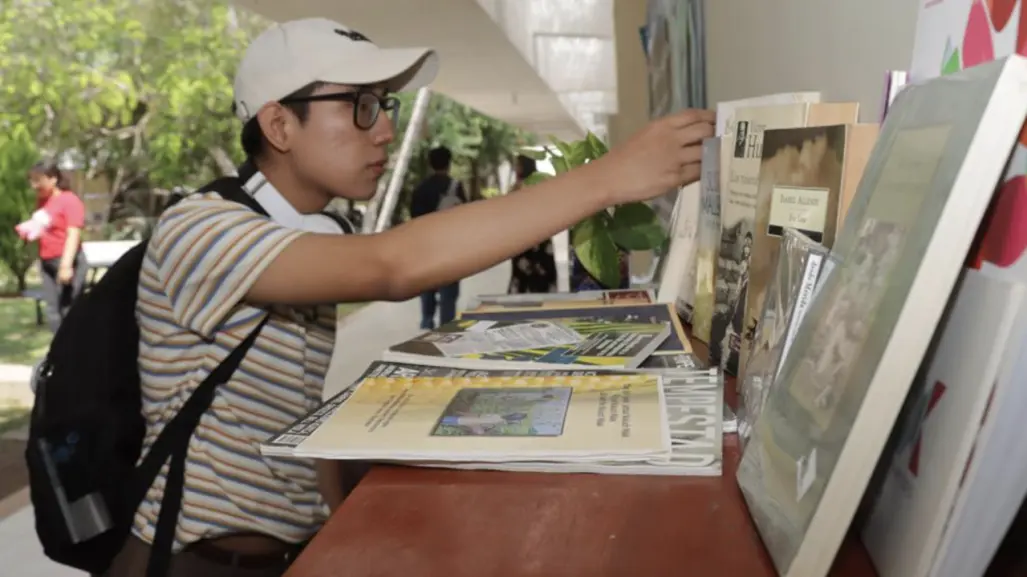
[383,318,671,370]
[282,373,670,463]
[263,362,723,476]
[460,303,701,370]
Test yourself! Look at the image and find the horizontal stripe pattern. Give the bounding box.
[133,193,334,551]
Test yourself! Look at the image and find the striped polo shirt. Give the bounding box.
[132,190,337,551]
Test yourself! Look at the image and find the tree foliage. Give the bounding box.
[390,92,534,224]
[0,0,266,203]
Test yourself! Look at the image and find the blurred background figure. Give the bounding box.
[21,160,87,333]
[507,154,556,294]
[410,146,468,329]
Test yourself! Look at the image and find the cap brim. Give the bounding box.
[320,47,439,93]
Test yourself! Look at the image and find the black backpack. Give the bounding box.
[25,173,352,576]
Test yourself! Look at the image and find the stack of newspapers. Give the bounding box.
[260,289,728,477]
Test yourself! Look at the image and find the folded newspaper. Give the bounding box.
[262,361,723,476]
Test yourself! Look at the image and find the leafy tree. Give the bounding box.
[0,0,265,227]
[0,122,43,292]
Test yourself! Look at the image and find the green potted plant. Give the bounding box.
[521,133,668,290]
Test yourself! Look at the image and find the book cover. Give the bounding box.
[265,362,724,477]
[712,103,861,375]
[735,57,1027,577]
[655,182,701,319]
[738,123,878,377]
[289,373,670,462]
[710,103,812,373]
[460,303,700,370]
[417,368,724,476]
[862,269,1025,577]
[383,318,671,371]
[692,137,721,344]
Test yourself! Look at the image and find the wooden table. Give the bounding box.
[285,337,877,577]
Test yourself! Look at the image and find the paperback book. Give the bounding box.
[735,56,1027,577]
[691,137,722,344]
[383,318,671,371]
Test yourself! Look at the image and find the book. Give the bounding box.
[655,182,701,320]
[281,373,670,463]
[738,123,878,377]
[861,269,1026,577]
[711,102,861,375]
[735,56,1027,577]
[691,137,721,344]
[464,289,655,312]
[459,303,701,370]
[714,92,822,136]
[264,362,724,476]
[382,318,671,371]
[736,229,830,446]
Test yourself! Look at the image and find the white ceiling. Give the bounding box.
[233,0,616,141]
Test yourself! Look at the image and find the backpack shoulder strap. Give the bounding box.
[200,177,270,217]
[320,211,355,234]
[134,314,270,577]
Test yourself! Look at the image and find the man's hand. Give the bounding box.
[592,108,715,205]
[57,264,73,285]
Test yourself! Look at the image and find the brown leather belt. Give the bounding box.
[184,539,306,569]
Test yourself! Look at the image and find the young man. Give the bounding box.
[106,16,713,577]
[410,145,467,329]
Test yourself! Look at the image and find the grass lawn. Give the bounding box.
[0,297,50,366]
[0,406,29,437]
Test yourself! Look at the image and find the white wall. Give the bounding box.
[705,0,921,122]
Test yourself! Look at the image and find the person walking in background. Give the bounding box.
[507,155,557,294]
[17,160,87,332]
[410,146,468,329]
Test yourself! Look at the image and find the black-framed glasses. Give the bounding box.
[280,89,400,131]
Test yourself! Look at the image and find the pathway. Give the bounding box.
[0,263,511,576]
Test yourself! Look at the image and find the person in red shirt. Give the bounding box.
[24,160,87,332]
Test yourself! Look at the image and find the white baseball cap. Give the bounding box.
[233,17,439,121]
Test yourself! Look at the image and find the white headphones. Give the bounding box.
[240,169,352,235]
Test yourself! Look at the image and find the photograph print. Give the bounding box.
[431,387,573,437]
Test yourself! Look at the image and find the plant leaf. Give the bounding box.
[518,147,547,160]
[608,202,667,250]
[521,172,552,187]
[550,155,571,174]
[567,139,591,166]
[549,135,575,159]
[585,131,609,157]
[571,215,622,289]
